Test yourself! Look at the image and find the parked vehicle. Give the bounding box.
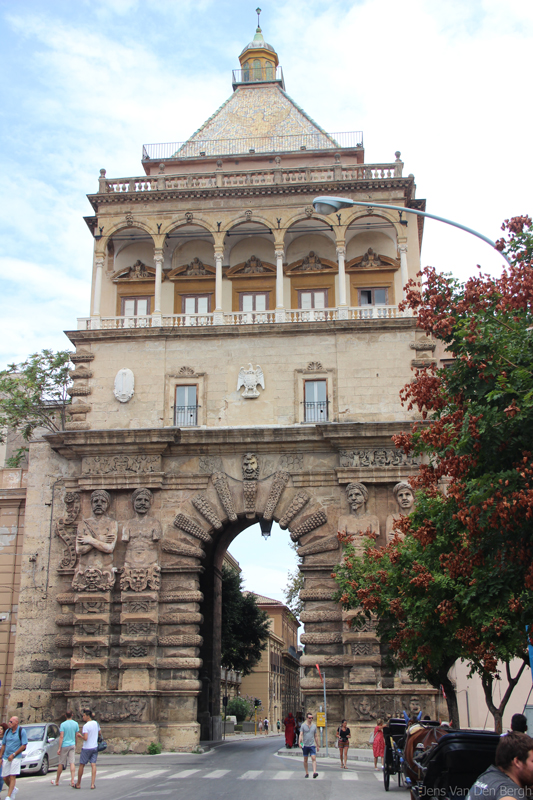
[20,723,60,775]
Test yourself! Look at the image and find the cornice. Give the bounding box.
[87,177,414,212]
[67,316,417,347]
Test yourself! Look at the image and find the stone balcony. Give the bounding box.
[78,305,410,331]
[94,157,402,197]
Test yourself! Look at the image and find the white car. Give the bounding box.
[20,723,60,775]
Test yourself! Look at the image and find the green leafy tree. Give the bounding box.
[221,564,270,676]
[335,216,533,732]
[283,541,304,620]
[0,349,72,465]
[225,696,252,722]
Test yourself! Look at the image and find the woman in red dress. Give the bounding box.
[283,713,296,748]
[373,718,385,769]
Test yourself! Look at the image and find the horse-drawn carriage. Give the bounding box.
[382,718,500,799]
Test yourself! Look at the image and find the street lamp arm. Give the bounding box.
[312,196,511,266]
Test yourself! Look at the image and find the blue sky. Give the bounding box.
[1,0,532,598]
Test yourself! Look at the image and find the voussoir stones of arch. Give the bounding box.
[289,510,328,542]
[191,493,223,530]
[301,677,343,690]
[56,593,76,605]
[299,609,343,623]
[161,539,205,559]
[157,657,203,670]
[298,535,340,557]
[299,632,343,645]
[263,471,290,521]
[158,634,203,647]
[212,472,237,522]
[300,655,344,667]
[172,513,211,542]
[54,635,73,649]
[299,588,335,601]
[278,490,310,529]
[158,612,203,625]
[159,590,204,604]
[55,614,75,626]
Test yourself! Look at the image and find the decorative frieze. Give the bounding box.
[159,591,203,604]
[158,634,203,647]
[339,449,420,468]
[82,455,161,475]
[300,632,342,645]
[299,588,335,601]
[300,609,343,623]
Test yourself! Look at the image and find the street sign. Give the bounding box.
[316,712,325,727]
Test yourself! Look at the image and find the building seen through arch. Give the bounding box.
[4,21,444,750]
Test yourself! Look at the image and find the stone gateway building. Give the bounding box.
[8,25,439,750]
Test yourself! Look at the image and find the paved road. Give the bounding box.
[15,737,403,800]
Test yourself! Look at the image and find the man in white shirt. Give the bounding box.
[74,709,100,790]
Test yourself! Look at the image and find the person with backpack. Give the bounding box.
[0,716,28,800]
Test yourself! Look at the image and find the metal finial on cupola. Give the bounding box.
[256,7,261,28]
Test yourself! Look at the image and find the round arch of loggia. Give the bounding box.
[163,463,343,740]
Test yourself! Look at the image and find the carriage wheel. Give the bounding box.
[383,762,390,791]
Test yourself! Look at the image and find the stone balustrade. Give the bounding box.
[77,305,408,330]
[98,161,403,195]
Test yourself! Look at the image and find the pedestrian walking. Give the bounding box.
[284,713,296,748]
[276,720,281,734]
[51,709,79,786]
[299,711,320,778]
[258,719,263,733]
[0,724,8,796]
[74,709,100,790]
[336,719,351,769]
[0,715,28,800]
[373,718,385,769]
[264,718,269,734]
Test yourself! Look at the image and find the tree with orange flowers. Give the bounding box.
[334,217,533,732]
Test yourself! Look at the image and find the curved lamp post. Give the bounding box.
[312,196,511,266]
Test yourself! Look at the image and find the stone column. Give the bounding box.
[153,249,163,325]
[275,249,285,322]
[91,257,104,329]
[399,243,409,300]
[336,246,348,319]
[214,249,224,325]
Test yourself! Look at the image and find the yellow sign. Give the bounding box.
[316,712,326,727]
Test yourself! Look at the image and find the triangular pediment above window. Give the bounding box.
[112,260,156,282]
[168,258,216,280]
[285,251,337,274]
[346,248,399,271]
[227,255,276,278]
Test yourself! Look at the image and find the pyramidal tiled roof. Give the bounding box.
[174,84,339,158]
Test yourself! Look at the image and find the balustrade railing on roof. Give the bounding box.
[77,306,409,330]
[142,131,363,161]
[99,160,402,194]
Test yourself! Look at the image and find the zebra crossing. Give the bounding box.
[25,764,375,784]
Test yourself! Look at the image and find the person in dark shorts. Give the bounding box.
[74,709,100,790]
[336,719,351,769]
[299,712,320,778]
[466,732,533,799]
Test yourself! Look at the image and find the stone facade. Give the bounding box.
[7,24,439,749]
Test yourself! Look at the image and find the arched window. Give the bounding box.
[243,60,250,82]
[253,59,261,81]
[265,61,273,80]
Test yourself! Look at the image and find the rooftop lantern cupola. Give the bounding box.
[233,8,284,90]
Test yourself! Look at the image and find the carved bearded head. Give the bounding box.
[132,487,153,515]
[346,482,368,513]
[90,490,111,516]
[242,453,259,481]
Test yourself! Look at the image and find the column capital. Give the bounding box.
[153,249,164,263]
[336,246,346,257]
[398,243,408,254]
[95,257,105,268]
[275,249,284,259]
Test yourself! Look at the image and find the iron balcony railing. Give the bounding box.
[174,405,199,426]
[304,401,329,423]
[232,66,285,89]
[142,130,364,161]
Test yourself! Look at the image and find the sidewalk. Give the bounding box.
[201,731,375,764]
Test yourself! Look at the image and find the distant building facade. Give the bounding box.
[240,594,302,726]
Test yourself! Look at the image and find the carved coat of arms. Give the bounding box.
[237,363,265,399]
